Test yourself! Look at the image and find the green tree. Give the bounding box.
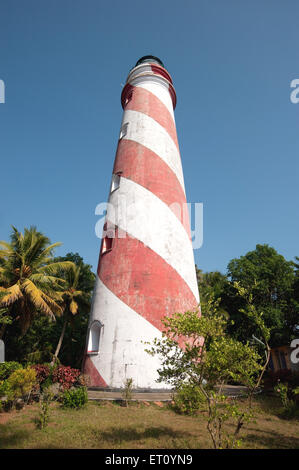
[196,266,229,302]
[51,264,90,365]
[0,226,74,337]
[54,253,95,294]
[50,253,95,368]
[146,291,270,449]
[196,267,230,321]
[0,292,12,337]
[226,244,297,346]
[3,252,95,367]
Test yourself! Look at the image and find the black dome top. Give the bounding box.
[135,55,165,68]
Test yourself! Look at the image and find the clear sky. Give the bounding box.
[0,0,298,274]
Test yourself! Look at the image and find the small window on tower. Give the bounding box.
[124,89,133,107]
[87,321,103,355]
[119,122,128,140]
[101,235,113,254]
[110,173,121,193]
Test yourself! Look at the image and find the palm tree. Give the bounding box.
[0,226,74,337]
[51,264,89,365]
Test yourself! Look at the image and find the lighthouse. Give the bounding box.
[83,56,200,390]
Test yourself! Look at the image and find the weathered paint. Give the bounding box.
[121,109,185,191]
[124,62,176,111]
[135,81,175,118]
[113,139,191,237]
[124,85,179,150]
[85,277,171,388]
[98,232,198,329]
[107,177,198,300]
[83,57,200,389]
[84,354,108,387]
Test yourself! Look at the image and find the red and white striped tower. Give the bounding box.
[83,56,200,389]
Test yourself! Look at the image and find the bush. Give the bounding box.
[35,388,53,429]
[0,380,13,411]
[0,379,9,399]
[274,382,299,419]
[61,386,87,409]
[288,372,299,389]
[30,364,52,390]
[78,373,90,387]
[0,362,22,381]
[6,367,37,400]
[122,378,133,407]
[264,370,299,392]
[52,365,81,391]
[172,383,205,415]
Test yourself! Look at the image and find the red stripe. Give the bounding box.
[150,64,173,84]
[113,139,191,238]
[125,85,179,151]
[149,64,177,109]
[83,355,108,388]
[97,232,198,333]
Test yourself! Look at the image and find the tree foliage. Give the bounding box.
[0,226,74,335]
[197,244,298,347]
[51,260,92,365]
[146,290,270,449]
[1,243,95,368]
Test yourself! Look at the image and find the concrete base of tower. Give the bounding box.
[82,353,173,390]
[88,387,173,393]
[83,278,177,391]
[87,388,173,402]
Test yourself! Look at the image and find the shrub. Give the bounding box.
[264,370,299,393]
[78,374,90,387]
[6,367,37,400]
[0,380,13,411]
[52,365,81,391]
[122,378,133,407]
[264,369,293,387]
[288,372,299,389]
[61,386,87,409]
[35,388,53,429]
[0,380,10,399]
[0,380,6,397]
[172,383,205,415]
[0,362,22,381]
[30,364,52,390]
[274,382,299,419]
[274,382,289,408]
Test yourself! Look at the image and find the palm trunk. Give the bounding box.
[51,317,68,366]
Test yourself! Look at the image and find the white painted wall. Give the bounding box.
[121,110,185,192]
[88,277,171,389]
[107,177,199,301]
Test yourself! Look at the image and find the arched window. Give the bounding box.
[87,321,103,354]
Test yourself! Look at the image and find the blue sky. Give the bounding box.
[0,0,298,274]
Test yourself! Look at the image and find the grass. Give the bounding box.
[0,395,298,449]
